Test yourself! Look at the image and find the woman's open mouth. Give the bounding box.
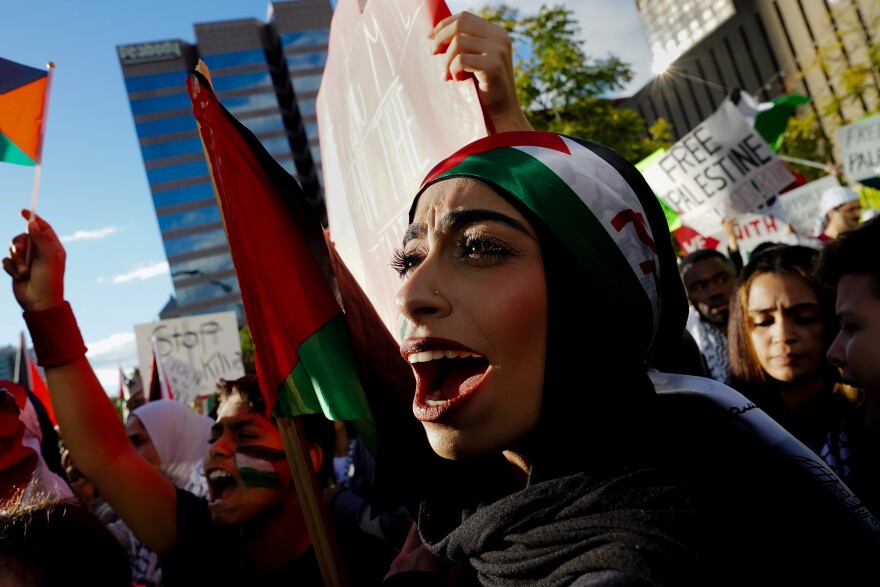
[407,349,490,421]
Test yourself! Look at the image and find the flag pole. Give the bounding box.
[29,61,54,219]
[778,154,830,171]
[277,416,348,587]
[25,61,55,266]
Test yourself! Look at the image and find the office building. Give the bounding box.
[625,0,878,158]
[0,345,15,381]
[117,0,332,323]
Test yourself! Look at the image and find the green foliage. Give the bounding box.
[479,3,671,162]
[778,7,879,181]
[240,326,256,374]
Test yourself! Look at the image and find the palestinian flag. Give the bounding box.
[733,89,810,152]
[186,65,436,511]
[15,331,55,426]
[0,58,50,166]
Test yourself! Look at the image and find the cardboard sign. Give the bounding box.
[134,311,244,404]
[641,99,794,235]
[675,213,799,260]
[317,0,487,336]
[756,174,841,238]
[838,114,880,183]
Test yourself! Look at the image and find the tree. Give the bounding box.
[480,3,671,162]
[778,6,879,183]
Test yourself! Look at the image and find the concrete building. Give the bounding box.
[117,0,333,323]
[625,0,878,159]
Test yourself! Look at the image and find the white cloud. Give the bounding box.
[86,332,136,359]
[85,332,140,396]
[111,261,170,284]
[60,226,121,243]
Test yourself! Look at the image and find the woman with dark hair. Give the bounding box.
[382,131,880,586]
[727,244,879,513]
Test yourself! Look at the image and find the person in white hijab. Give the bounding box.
[814,185,861,242]
[108,400,214,586]
[129,399,214,493]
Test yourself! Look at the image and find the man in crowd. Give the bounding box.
[816,215,880,432]
[679,219,741,384]
[815,185,862,242]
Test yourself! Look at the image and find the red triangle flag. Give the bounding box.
[16,331,55,426]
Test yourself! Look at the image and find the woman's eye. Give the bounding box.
[458,235,517,264]
[752,318,773,328]
[794,313,821,326]
[390,248,422,278]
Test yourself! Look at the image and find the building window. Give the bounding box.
[158,206,222,234]
[164,228,228,257]
[142,137,204,162]
[154,183,215,208]
[136,115,197,139]
[147,160,209,185]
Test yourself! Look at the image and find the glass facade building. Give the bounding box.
[117,0,332,324]
[625,0,879,150]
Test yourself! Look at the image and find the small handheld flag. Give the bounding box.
[0,58,51,167]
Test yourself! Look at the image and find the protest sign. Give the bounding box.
[641,99,795,236]
[317,0,487,336]
[675,212,798,260]
[838,114,880,183]
[134,310,244,405]
[757,174,841,238]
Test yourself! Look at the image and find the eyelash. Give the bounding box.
[390,234,518,278]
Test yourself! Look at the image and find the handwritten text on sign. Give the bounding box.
[838,114,880,183]
[135,310,244,403]
[641,99,794,235]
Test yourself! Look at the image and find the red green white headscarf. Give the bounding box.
[413,131,686,361]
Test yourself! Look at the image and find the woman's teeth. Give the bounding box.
[407,349,482,363]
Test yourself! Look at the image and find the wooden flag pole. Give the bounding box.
[29,61,54,218]
[277,415,348,587]
[25,61,55,266]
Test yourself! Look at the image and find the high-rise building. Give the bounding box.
[117,0,332,323]
[625,0,878,158]
[0,345,16,381]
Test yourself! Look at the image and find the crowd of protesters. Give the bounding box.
[3,9,880,587]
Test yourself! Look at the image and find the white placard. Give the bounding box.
[642,99,794,235]
[837,115,880,183]
[756,174,841,238]
[135,311,244,403]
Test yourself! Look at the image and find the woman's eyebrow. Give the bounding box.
[402,223,426,246]
[403,208,533,246]
[442,209,532,236]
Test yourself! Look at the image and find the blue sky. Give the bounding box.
[0,0,652,394]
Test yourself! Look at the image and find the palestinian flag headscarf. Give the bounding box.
[411,131,688,478]
[414,131,686,364]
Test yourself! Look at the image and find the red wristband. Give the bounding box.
[22,302,88,367]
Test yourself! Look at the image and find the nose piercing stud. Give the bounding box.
[433,290,440,295]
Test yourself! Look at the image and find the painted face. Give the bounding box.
[747,272,826,385]
[204,395,291,527]
[683,257,735,326]
[394,177,548,466]
[828,274,880,400]
[126,416,160,469]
